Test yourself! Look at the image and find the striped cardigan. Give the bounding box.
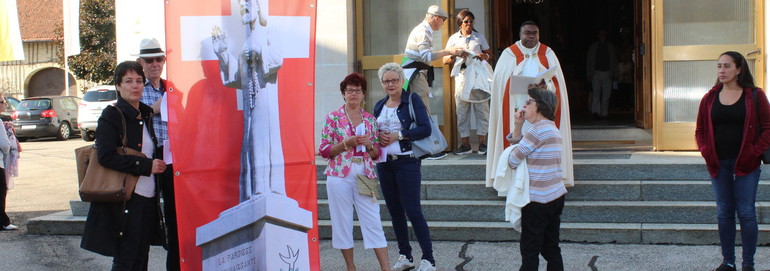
[508,120,568,203]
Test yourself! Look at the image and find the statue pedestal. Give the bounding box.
[196,194,313,271]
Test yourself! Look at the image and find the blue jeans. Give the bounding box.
[377,157,434,264]
[711,159,760,268]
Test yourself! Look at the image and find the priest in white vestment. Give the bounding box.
[486,21,574,188]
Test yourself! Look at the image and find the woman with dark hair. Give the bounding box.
[443,8,493,155]
[373,62,435,271]
[507,86,567,271]
[696,51,770,271]
[81,61,167,270]
[319,73,390,271]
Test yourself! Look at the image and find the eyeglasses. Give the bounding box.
[462,19,474,24]
[524,99,535,106]
[381,79,400,86]
[142,56,165,64]
[345,88,363,94]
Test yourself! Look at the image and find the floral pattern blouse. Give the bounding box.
[319,105,380,179]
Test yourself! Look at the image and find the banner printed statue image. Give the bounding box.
[211,0,285,201]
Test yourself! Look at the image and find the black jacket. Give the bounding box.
[80,97,165,256]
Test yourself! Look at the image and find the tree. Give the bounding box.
[57,0,116,87]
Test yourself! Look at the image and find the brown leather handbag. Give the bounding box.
[75,106,146,203]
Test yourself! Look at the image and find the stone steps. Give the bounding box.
[316,180,770,201]
[28,161,770,245]
[315,199,770,224]
[316,220,770,245]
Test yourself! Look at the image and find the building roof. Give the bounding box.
[17,0,62,42]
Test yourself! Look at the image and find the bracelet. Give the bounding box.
[342,140,349,150]
[366,145,374,152]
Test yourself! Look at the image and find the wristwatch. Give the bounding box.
[398,131,404,141]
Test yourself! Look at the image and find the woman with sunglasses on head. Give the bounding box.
[696,51,770,271]
[443,9,494,156]
[319,73,390,271]
[373,63,435,271]
[507,86,567,271]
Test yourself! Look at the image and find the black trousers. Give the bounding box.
[112,194,158,271]
[161,164,180,271]
[519,195,565,271]
[0,168,8,227]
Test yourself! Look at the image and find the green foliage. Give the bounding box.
[60,0,116,86]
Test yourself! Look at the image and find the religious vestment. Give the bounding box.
[486,41,574,187]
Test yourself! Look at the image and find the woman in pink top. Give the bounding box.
[318,73,390,271]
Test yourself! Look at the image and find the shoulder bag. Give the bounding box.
[752,89,770,164]
[407,92,448,158]
[356,175,379,203]
[75,106,147,203]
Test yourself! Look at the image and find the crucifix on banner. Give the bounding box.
[179,0,311,201]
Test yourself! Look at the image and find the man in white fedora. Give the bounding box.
[135,37,180,271]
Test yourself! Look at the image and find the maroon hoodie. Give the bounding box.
[695,84,770,178]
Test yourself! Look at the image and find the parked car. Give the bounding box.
[77,85,117,141]
[0,96,20,121]
[12,96,81,141]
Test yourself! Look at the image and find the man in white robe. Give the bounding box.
[486,21,574,187]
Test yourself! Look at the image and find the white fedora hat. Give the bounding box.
[134,38,166,58]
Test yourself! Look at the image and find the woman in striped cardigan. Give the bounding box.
[507,86,568,271]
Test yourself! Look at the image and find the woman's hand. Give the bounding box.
[355,134,373,147]
[514,110,525,126]
[342,136,357,149]
[379,131,399,146]
[151,159,167,174]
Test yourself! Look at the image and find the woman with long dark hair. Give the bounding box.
[695,51,770,271]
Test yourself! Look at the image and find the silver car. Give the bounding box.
[77,85,117,141]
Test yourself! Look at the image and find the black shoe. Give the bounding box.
[477,144,487,155]
[713,263,736,271]
[742,267,754,271]
[453,145,472,155]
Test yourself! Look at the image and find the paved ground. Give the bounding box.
[3,138,770,270]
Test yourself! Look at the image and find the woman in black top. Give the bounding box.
[695,51,770,271]
[81,61,168,270]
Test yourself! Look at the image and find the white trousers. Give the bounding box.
[326,162,387,249]
[591,71,612,117]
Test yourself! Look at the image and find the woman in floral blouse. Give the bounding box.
[319,72,390,271]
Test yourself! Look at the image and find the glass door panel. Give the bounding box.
[357,0,453,144]
[653,0,764,150]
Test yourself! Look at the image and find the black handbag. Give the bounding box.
[751,89,770,164]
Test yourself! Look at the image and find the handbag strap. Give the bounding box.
[109,105,130,149]
[407,92,417,124]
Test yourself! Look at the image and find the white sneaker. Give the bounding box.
[392,254,415,271]
[416,259,436,271]
[2,224,18,230]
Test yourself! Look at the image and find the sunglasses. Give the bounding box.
[142,56,165,64]
[462,19,474,24]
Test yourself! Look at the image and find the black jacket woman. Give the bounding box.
[81,61,167,270]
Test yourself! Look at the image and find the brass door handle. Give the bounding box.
[747,48,762,56]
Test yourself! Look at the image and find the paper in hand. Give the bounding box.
[508,64,560,95]
[355,123,366,152]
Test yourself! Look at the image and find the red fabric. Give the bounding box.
[695,85,770,178]
[501,43,562,143]
[164,1,319,270]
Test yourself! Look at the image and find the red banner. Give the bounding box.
[164,0,318,270]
